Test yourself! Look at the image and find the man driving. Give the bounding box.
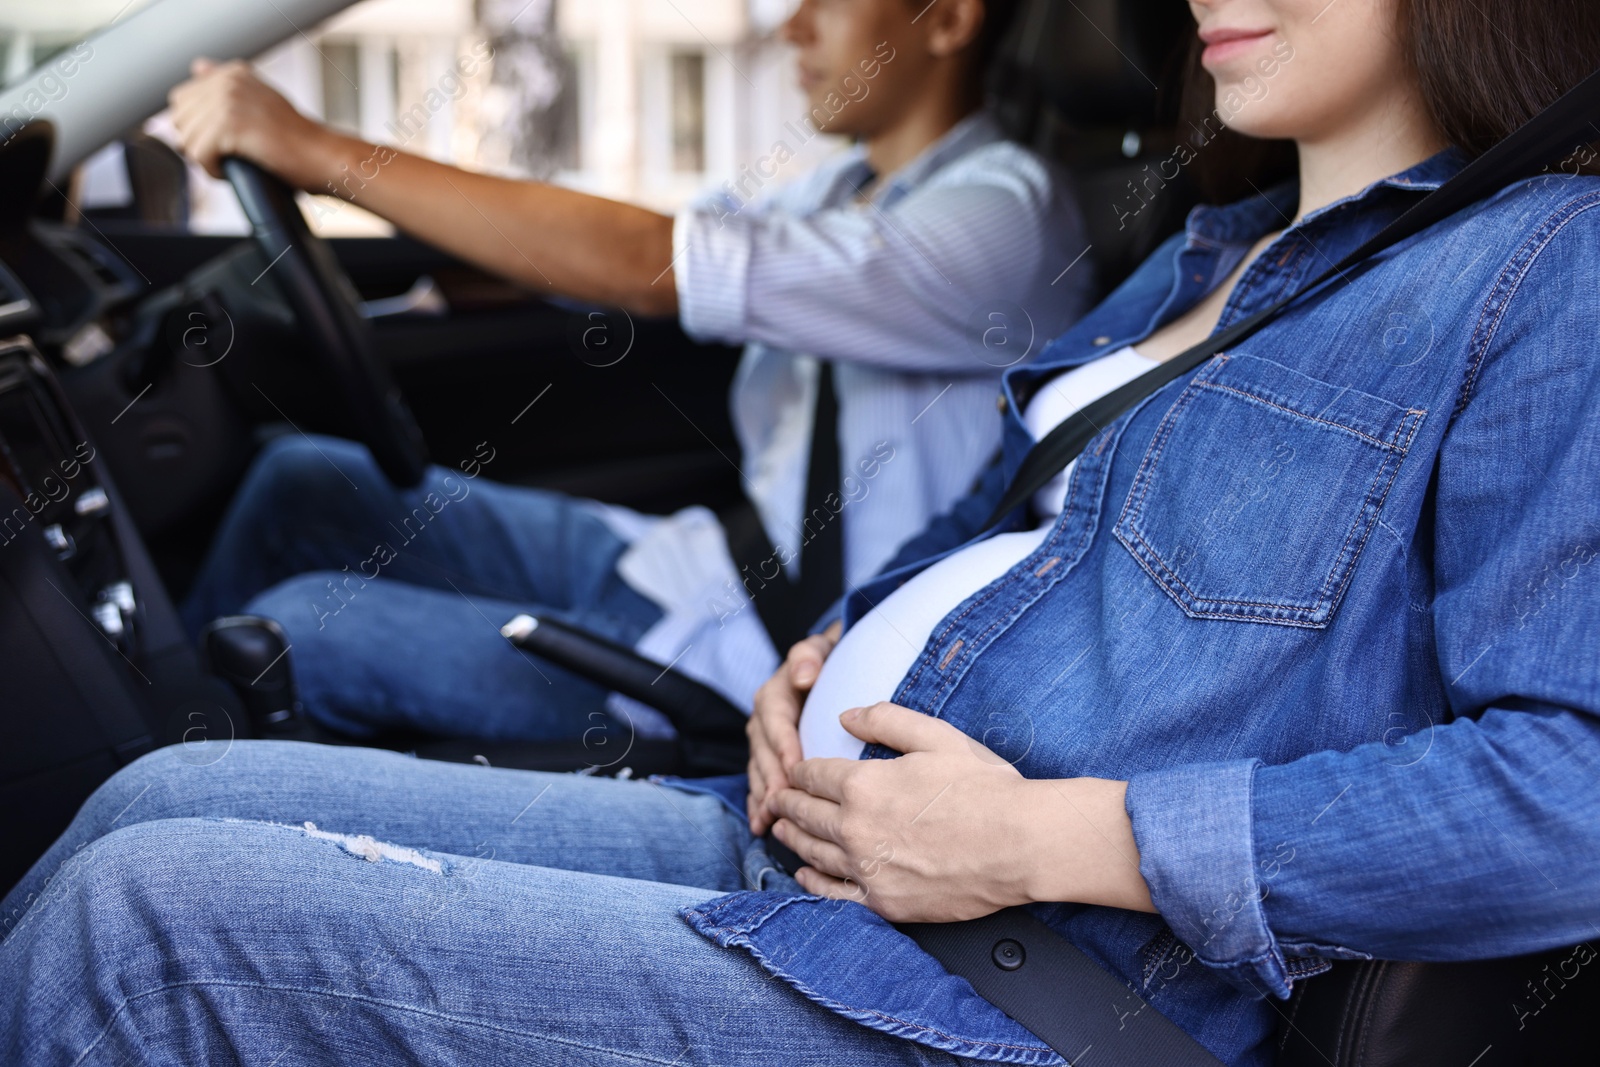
[169,0,1094,743]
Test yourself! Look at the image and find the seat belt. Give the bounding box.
[796,361,845,629]
[764,832,1227,1065]
[765,66,1600,1067]
[984,64,1600,529]
[722,359,844,653]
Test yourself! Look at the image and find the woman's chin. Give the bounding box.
[1212,107,1296,144]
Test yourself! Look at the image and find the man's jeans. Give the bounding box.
[0,742,970,1066]
[182,435,666,741]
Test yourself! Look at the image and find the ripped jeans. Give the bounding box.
[0,741,971,1067]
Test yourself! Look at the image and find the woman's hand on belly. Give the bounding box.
[768,701,1156,922]
[747,621,843,835]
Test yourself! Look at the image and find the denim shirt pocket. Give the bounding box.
[1114,353,1425,627]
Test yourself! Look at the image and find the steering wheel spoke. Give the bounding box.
[224,157,429,487]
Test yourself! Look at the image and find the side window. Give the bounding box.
[669,50,707,174]
[319,40,363,136]
[61,2,499,239]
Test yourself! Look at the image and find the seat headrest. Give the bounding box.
[999,0,1196,132]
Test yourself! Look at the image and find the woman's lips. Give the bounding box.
[1200,28,1275,67]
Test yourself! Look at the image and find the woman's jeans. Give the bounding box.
[181,434,668,741]
[0,741,969,1066]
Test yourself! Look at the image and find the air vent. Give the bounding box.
[0,261,34,324]
[59,236,128,289]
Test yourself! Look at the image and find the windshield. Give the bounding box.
[0,0,160,88]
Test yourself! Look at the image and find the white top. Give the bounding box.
[798,346,1156,761]
[589,112,1093,737]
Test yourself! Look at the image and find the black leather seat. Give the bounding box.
[992,0,1202,295]
[1275,944,1597,1065]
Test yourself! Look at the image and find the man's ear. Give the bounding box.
[922,0,987,59]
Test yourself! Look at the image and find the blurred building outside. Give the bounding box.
[0,0,843,237]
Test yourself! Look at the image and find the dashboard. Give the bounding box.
[0,259,32,335]
[0,341,129,643]
[0,120,253,891]
[0,119,300,546]
[0,123,149,652]
[6,221,143,365]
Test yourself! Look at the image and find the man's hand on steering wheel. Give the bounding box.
[168,58,331,185]
[169,59,430,488]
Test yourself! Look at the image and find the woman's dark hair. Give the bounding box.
[1181,0,1600,203]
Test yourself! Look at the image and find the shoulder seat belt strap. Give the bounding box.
[983,65,1600,529]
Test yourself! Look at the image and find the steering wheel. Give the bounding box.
[223,158,429,487]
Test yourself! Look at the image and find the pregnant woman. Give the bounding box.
[5,2,1599,1066]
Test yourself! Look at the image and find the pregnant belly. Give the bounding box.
[797,527,1053,761]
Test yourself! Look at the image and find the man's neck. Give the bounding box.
[861,90,983,187]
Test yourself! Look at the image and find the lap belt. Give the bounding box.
[499,612,1221,1061]
[763,835,1225,1065]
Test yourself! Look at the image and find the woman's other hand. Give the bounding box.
[747,620,841,835]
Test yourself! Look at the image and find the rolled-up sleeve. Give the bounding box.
[674,151,1085,375]
[1130,708,1600,998]
[1124,760,1288,992]
[674,197,753,344]
[1126,199,1600,999]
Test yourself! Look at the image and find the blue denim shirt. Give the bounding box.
[659,151,1600,1066]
